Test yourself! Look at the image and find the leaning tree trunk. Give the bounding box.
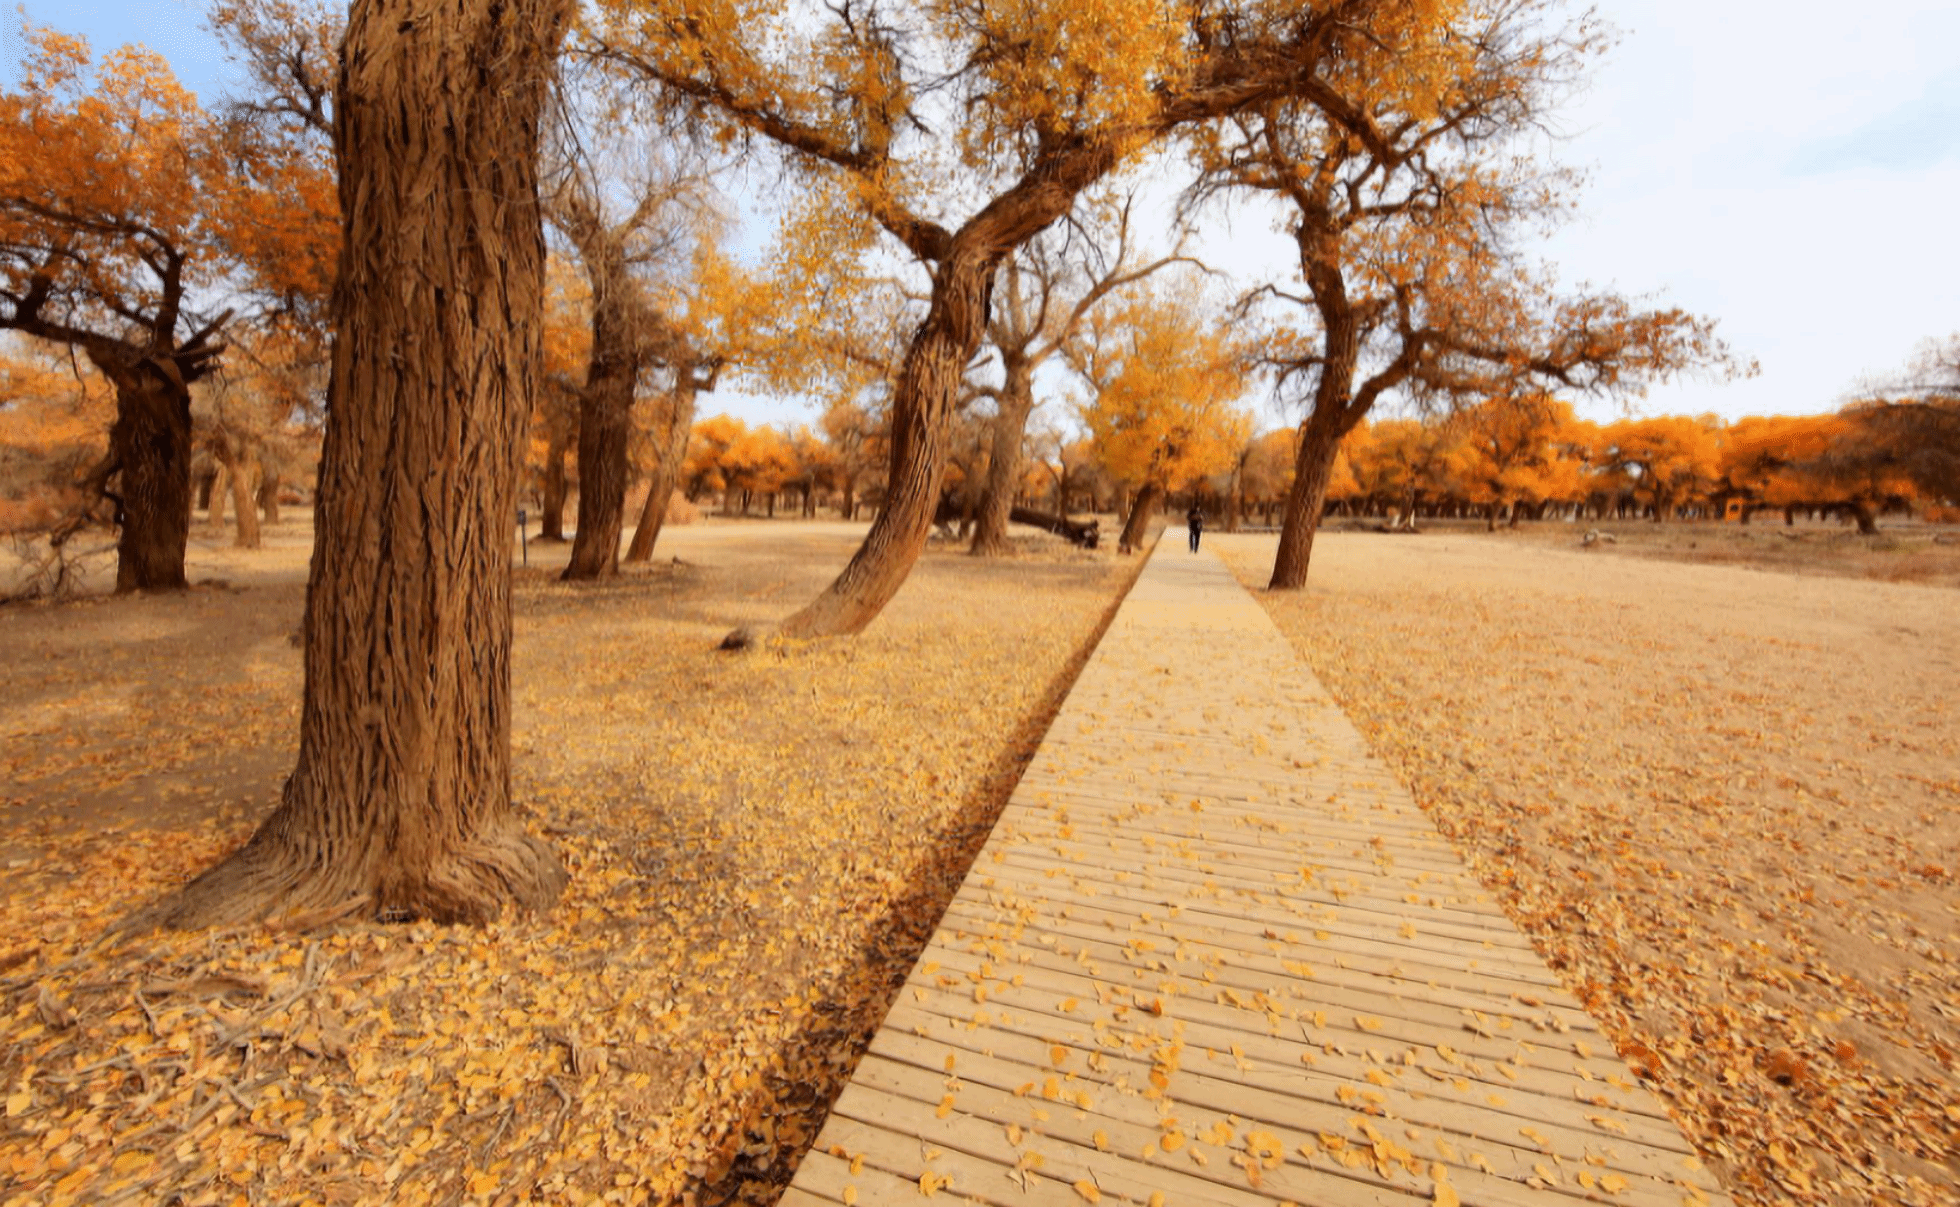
[1116,481,1162,553]
[106,372,194,592]
[969,363,1036,556]
[132,0,571,931]
[624,383,696,563]
[776,254,999,639]
[1269,411,1353,589]
[771,142,1121,639]
[1269,212,1367,591]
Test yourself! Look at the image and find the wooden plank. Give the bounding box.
[936,897,1578,1022]
[866,1017,1702,1207]
[907,941,1623,1083]
[971,852,1537,955]
[979,820,1510,924]
[783,539,1733,1207]
[947,880,1562,988]
[920,910,1606,1043]
[880,985,1692,1163]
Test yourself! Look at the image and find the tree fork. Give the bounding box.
[132,0,572,931]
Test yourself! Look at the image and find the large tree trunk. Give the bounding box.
[134,0,571,931]
[226,452,262,549]
[106,373,194,592]
[561,201,649,580]
[1116,481,1162,553]
[561,357,633,579]
[539,426,570,540]
[969,362,1036,556]
[1269,212,1367,591]
[625,380,697,563]
[776,253,998,639]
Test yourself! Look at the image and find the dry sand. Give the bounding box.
[0,515,1137,1205]
[1215,529,1958,1207]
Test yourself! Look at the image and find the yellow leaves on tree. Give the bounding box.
[1074,292,1249,499]
[1446,394,1596,525]
[1719,410,1922,530]
[0,19,246,589]
[0,26,213,294]
[1594,415,1722,523]
[684,412,810,514]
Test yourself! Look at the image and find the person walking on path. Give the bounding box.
[1187,503,1204,553]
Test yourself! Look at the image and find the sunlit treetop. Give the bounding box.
[588,0,1490,262]
[1071,284,1251,490]
[0,24,227,347]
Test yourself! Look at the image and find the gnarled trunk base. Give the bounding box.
[126,810,564,932]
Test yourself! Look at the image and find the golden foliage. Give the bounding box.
[1073,290,1250,492]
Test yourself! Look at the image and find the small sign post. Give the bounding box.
[517,507,529,566]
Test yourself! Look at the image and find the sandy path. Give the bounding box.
[1213,531,1958,1207]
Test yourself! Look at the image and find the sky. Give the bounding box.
[6,0,1958,432]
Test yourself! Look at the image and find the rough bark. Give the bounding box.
[560,204,652,580]
[775,252,998,638]
[561,359,632,579]
[106,374,195,592]
[1116,481,1162,553]
[1009,505,1098,547]
[969,362,1036,556]
[625,379,697,562]
[1269,246,1368,586]
[131,0,571,932]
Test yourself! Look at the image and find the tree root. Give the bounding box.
[115,816,566,936]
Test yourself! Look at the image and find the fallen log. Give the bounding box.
[1009,506,1099,548]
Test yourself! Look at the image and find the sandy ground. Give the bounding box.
[0,515,1138,1206]
[1214,530,1959,1207]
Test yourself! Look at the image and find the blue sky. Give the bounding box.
[7,0,1958,430]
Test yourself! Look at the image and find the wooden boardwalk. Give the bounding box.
[785,536,1730,1207]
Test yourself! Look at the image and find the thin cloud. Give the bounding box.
[1787,69,1960,174]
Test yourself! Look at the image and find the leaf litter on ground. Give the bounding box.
[0,520,1138,1207]
[1218,530,1958,1207]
